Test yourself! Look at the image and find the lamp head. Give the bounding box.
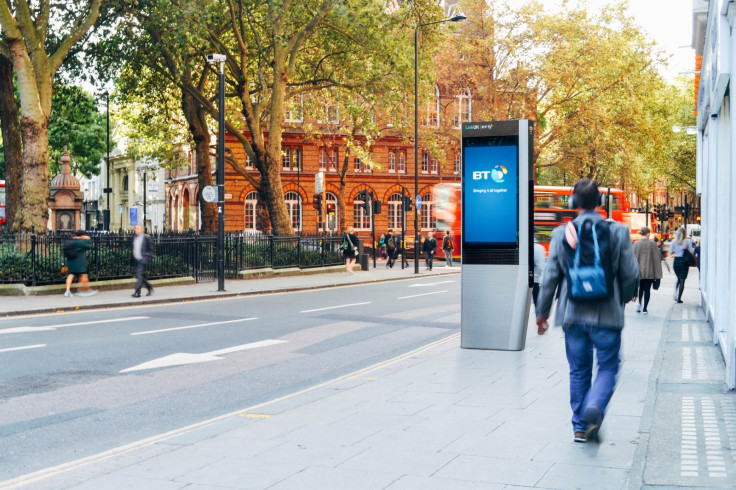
[450,13,467,22]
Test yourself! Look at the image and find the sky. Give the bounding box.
[505,0,695,80]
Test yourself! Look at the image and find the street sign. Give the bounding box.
[147,181,159,194]
[202,185,218,203]
[130,207,138,225]
[315,172,324,194]
[415,195,422,210]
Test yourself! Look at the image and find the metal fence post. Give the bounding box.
[31,225,37,287]
[269,234,274,268]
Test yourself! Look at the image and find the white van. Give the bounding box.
[686,224,701,240]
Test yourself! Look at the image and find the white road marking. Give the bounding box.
[0,316,149,335]
[397,290,448,300]
[408,280,455,287]
[120,339,287,373]
[0,344,46,353]
[300,302,370,313]
[131,317,258,336]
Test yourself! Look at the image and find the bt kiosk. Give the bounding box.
[461,120,534,351]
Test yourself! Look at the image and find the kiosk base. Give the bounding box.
[461,264,531,351]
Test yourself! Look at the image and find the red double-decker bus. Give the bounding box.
[433,183,630,256]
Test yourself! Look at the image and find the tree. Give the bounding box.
[48,84,106,178]
[0,0,103,231]
[0,55,21,229]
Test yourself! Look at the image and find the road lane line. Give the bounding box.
[397,290,448,300]
[0,316,150,334]
[300,302,371,313]
[0,344,46,353]
[130,317,258,336]
[408,280,456,287]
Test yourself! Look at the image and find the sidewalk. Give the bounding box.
[1,260,452,317]
[3,267,735,489]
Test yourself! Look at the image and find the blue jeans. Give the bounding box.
[444,249,453,266]
[563,324,621,432]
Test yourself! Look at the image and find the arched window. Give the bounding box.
[388,193,405,230]
[122,175,129,191]
[244,191,258,230]
[285,191,302,232]
[353,192,371,230]
[421,192,436,230]
[454,88,472,128]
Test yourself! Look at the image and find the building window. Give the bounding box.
[355,157,362,172]
[388,193,404,230]
[319,148,328,170]
[388,151,396,173]
[330,148,339,171]
[285,191,301,232]
[431,156,438,174]
[282,147,302,171]
[122,175,129,192]
[454,153,460,174]
[244,191,258,230]
[398,150,406,173]
[422,152,429,173]
[421,192,436,230]
[454,88,472,128]
[425,84,440,127]
[353,193,370,230]
[326,103,339,124]
[284,94,304,122]
[245,153,254,170]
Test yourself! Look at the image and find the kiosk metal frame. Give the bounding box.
[460,120,534,350]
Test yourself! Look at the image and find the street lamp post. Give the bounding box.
[414,13,466,273]
[103,91,111,231]
[207,53,227,291]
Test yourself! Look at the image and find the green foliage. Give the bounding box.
[48,83,106,178]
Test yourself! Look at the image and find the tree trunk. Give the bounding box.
[16,114,51,230]
[182,92,216,232]
[261,145,292,235]
[0,58,21,230]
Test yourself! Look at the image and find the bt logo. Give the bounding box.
[472,165,508,183]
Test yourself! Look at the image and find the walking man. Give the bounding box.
[422,230,437,271]
[131,224,154,297]
[442,231,455,267]
[535,179,638,443]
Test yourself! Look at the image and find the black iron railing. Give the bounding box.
[0,230,345,286]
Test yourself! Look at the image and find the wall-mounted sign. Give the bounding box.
[202,185,217,203]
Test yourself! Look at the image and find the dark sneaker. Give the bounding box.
[574,432,587,443]
[583,406,602,443]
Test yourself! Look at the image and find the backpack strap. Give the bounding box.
[574,221,602,268]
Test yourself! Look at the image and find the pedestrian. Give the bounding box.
[422,230,437,271]
[442,231,455,267]
[632,226,662,314]
[693,239,701,277]
[533,236,547,334]
[653,236,671,273]
[342,226,359,275]
[131,224,154,297]
[670,227,694,303]
[535,179,639,444]
[395,229,409,268]
[385,229,397,268]
[63,230,97,297]
[378,234,387,259]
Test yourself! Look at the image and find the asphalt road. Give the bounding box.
[0,276,460,480]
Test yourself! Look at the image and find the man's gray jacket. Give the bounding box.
[535,212,639,330]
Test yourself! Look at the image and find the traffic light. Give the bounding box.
[683,202,690,219]
[372,199,382,215]
[403,195,413,212]
[356,189,370,214]
[312,193,322,211]
[326,203,335,214]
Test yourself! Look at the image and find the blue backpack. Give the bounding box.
[567,221,613,302]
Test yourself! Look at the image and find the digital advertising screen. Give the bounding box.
[462,137,519,247]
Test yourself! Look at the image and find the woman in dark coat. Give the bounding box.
[64,230,95,297]
[342,226,359,275]
[669,227,694,303]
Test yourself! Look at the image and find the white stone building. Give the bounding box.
[692,0,736,389]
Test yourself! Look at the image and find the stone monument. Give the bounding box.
[48,147,83,232]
